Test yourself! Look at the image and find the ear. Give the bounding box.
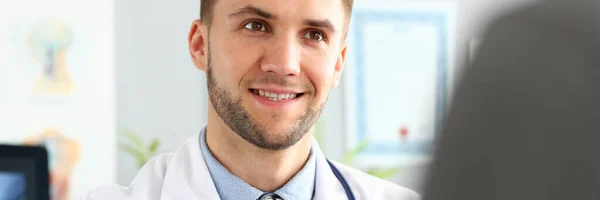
[188,19,209,72]
[331,44,348,89]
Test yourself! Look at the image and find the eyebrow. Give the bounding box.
[304,19,337,33]
[228,6,275,19]
[228,5,337,33]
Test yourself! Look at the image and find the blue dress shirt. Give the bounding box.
[199,127,316,200]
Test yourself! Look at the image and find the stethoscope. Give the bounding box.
[326,159,356,200]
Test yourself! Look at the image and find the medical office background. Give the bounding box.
[0,0,539,198]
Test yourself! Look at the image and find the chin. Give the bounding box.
[256,131,308,150]
[259,122,307,141]
[260,132,295,144]
[251,111,301,128]
[259,123,295,136]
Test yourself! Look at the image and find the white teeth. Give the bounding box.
[256,89,298,101]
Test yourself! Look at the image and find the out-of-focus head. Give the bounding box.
[188,0,353,150]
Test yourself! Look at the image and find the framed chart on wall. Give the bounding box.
[344,1,456,166]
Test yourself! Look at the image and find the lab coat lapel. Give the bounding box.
[312,141,351,200]
[160,132,220,200]
[160,132,348,200]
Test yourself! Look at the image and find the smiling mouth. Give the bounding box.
[249,89,304,101]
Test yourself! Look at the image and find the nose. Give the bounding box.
[260,34,301,76]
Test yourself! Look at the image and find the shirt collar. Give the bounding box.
[199,127,316,200]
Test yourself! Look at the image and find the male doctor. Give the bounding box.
[79,0,419,199]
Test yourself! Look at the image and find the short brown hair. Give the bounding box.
[200,0,354,27]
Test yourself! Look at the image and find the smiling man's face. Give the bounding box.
[190,0,349,150]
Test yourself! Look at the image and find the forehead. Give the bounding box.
[213,0,346,25]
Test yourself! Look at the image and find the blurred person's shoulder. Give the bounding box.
[329,160,421,200]
[75,153,175,200]
[479,0,600,48]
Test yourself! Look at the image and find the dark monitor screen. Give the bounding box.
[0,145,50,200]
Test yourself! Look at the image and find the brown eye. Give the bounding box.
[244,21,268,32]
[304,30,325,41]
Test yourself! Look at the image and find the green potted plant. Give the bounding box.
[314,119,401,179]
[119,128,161,168]
[342,139,401,179]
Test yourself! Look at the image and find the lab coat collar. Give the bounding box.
[160,132,220,200]
[312,138,350,200]
[160,130,348,200]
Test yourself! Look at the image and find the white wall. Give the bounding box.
[114,0,539,192]
[115,0,206,185]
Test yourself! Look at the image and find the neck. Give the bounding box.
[205,108,313,192]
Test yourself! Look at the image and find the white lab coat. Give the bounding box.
[77,132,420,200]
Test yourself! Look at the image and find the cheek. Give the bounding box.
[212,37,263,90]
[303,55,337,96]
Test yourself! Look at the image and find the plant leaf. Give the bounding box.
[122,128,145,150]
[342,151,356,165]
[365,167,382,176]
[148,138,160,154]
[119,143,148,167]
[343,139,370,164]
[369,167,402,180]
